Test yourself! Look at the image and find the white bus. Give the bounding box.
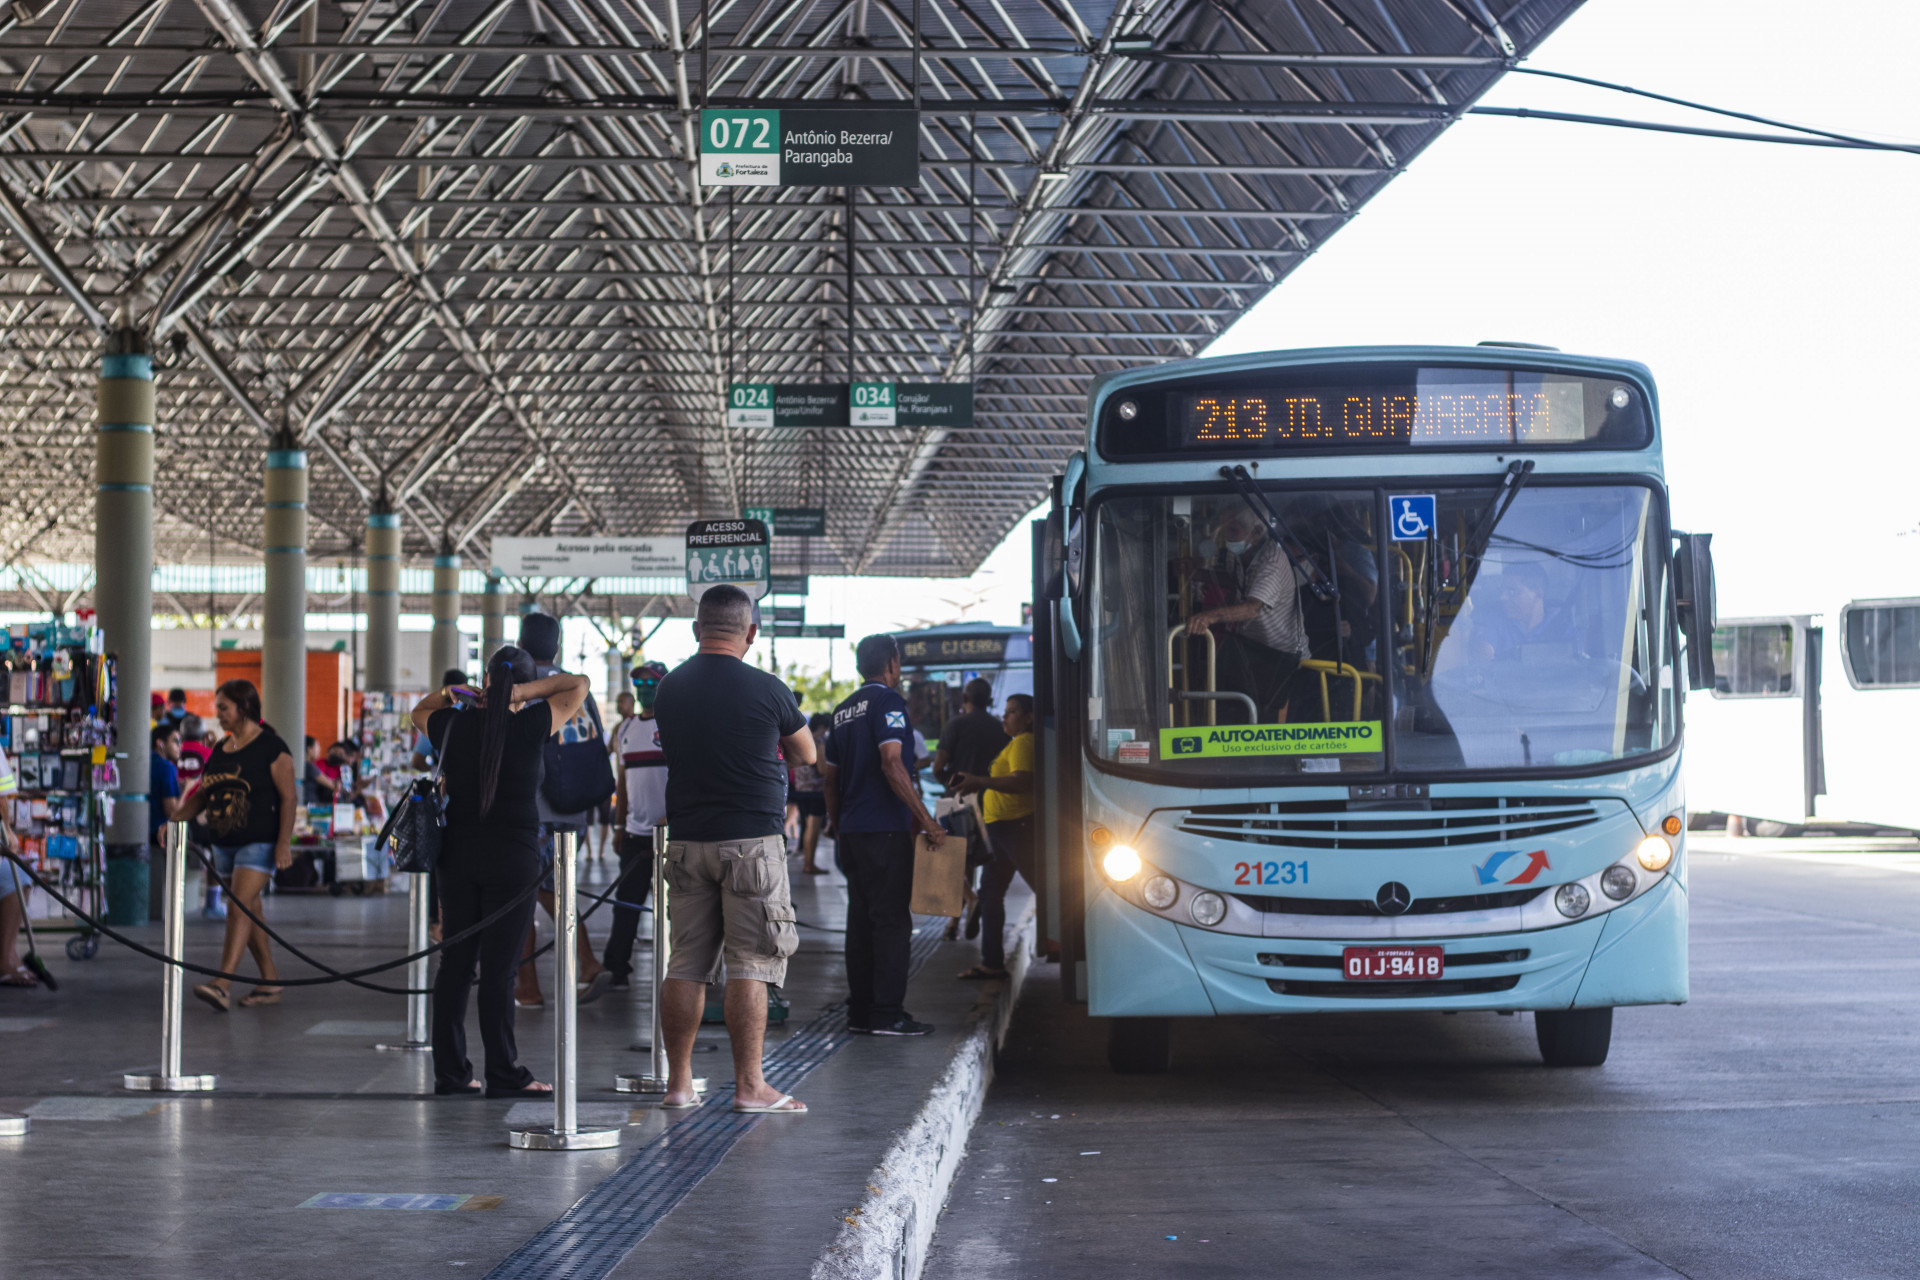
[1685,600,1920,832]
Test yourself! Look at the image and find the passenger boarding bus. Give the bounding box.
[1031,346,1717,1073]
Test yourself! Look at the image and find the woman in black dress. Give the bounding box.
[411,646,590,1096]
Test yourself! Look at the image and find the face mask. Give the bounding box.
[635,682,659,711]
[1224,540,1249,555]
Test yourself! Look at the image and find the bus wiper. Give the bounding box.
[1459,460,1536,584]
[1219,465,1338,603]
[1422,461,1533,679]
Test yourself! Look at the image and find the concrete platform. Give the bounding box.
[0,850,1029,1279]
[924,844,1920,1280]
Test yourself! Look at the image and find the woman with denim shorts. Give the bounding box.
[176,679,297,1011]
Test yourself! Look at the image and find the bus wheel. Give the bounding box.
[1107,1018,1173,1074]
[1535,1007,1613,1067]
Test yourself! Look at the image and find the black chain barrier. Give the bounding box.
[2,849,638,993]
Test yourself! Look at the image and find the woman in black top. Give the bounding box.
[412,646,589,1096]
[177,680,297,1011]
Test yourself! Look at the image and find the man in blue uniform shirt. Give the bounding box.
[823,633,946,1036]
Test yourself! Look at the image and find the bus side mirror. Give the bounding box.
[1673,532,1716,691]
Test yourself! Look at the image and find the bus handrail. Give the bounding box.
[1167,624,1217,726]
[1299,659,1383,721]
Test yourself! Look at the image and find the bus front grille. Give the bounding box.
[1265,975,1522,998]
[1233,886,1545,916]
[1179,796,1600,850]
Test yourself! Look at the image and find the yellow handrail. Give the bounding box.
[1298,659,1383,721]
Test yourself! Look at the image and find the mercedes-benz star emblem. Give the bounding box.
[1375,881,1412,916]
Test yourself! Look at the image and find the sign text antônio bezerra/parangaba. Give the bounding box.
[699,108,919,188]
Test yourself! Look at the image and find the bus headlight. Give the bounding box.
[1555,883,1591,918]
[1102,845,1143,882]
[1142,875,1178,910]
[1635,835,1673,872]
[1601,865,1637,901]
[1188,891,1227,927]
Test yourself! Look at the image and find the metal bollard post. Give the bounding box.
[125,823,217,1092]
[617,825,705,1095]
[375,871,432,1052]
[511,829,619,1150]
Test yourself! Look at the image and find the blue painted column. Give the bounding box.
[96,332,154,918]
[365,507,401,693]
[430,548,463,681]
[262,443,308,746]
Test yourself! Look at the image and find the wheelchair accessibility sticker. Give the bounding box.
[1159,722,1382,759]
[1473,849,1550,886]
[1389,494,1436,542]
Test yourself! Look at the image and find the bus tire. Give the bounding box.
[1107,1017,1173,1074]
[1535,1007,1613,1067]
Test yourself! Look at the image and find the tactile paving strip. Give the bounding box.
[486,919,949,1280]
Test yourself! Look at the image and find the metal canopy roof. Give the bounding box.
[0,0,1586,597]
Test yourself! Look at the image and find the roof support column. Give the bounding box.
[481,570,505,663]
[263,441,308,749]
[430,547,464,683]
[365,507,401,695]
[96,330,153,869]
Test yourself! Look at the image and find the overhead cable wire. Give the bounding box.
[1476,68,1920,155]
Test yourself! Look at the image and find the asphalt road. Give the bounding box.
[925,842,1920,1279]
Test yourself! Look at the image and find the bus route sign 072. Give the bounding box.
[699,108,918,188]
[1158,722,1383,759]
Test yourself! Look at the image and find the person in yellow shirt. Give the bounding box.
[952,694,1034,980]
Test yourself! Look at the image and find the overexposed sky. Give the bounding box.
[595,0,1920,674]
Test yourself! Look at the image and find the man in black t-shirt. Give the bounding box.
[652,585,815,1114]
[933,678,1007,791]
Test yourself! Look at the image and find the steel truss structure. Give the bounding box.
[0,0,1584,596]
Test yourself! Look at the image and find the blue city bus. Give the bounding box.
[1031,345,1717,1072]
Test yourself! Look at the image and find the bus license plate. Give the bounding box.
[1342,946,1444,981]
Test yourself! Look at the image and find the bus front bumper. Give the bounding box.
[1086,877,1687,1017]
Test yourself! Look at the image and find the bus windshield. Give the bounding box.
[1088,483,1676,779]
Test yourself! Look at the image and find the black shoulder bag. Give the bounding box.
[540,695,616,815]
[377,720,452,875]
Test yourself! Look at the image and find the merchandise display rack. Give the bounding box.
[1,619,119,952]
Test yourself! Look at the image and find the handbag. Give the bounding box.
[540,695,616,815]
[377,721,452,874]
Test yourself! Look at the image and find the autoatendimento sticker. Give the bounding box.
[1157,722,1383,759]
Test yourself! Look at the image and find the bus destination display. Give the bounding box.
[1176,375,1624,450]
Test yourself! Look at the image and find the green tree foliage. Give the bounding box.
[762,660,858,713]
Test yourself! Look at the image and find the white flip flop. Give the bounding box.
[732,1093,807,1114]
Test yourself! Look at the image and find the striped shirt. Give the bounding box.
[1235,540,1309,658]
[614,715,668,836]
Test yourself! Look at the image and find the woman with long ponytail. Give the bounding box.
[411,645,589,1096]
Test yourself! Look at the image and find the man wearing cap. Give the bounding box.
[602,661,669,989]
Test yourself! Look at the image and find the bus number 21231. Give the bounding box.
[1234,860,1307,886]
